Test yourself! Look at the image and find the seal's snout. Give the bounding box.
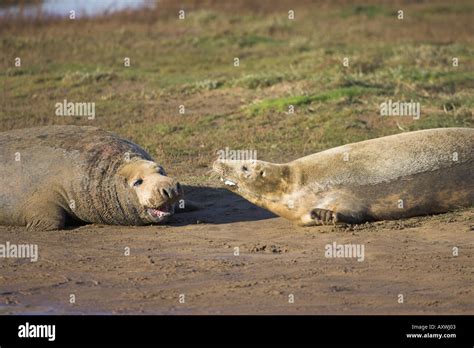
[145,178,182,223]
[160,181,182,201]
[212,159,237,187]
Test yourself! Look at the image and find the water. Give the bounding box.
[0,0,153,18]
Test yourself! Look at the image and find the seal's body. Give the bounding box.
[214,128,474,226]
[0,126,183,230]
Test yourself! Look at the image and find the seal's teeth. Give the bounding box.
[147,204,173,220]
[224,180,236,186]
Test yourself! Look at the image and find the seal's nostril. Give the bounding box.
[161,188,170,199]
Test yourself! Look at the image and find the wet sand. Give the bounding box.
[0,186,472,314]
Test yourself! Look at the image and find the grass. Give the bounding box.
[0,0,473,181]
[339,5,390,19]
[246,86,382,115]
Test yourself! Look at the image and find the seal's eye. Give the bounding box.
[133,178,143,187]
[242,166,248,172]
[157,167,166,175]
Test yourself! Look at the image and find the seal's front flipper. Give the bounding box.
[174,199,202,213]
[24,203,66,231]
[309,208,369,225]
[304,191,371,226]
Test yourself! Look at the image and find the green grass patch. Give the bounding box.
[238,35,281,48]
[246,86,381,116]
[410,112,474,129]
[339,5,390,18]
[232,73,286,89]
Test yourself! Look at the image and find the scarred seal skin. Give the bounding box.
[213,128,474,226]
[0,125,183,230]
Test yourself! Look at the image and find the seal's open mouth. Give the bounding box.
[221,177,238,190]
[147,203,175,221]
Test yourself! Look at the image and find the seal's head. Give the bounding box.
[118,159,183,223]
[212,159,292,203]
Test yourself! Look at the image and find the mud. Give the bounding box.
[0,186,472,314]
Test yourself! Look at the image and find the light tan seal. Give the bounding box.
[213,128,474,226]
[0,125,185,230]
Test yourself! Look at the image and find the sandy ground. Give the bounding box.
[0,185,472,315]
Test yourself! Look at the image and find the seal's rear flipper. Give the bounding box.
[174,199,202,213]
